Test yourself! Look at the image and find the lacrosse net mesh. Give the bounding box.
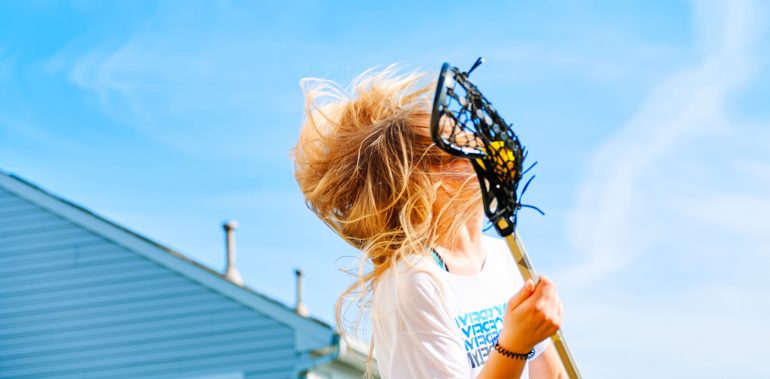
[431,63,539,236]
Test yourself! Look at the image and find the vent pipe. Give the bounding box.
[223,220,244,285]
[295,268,309,317]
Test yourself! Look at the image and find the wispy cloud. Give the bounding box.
[565,0,768,286]
[47,2,317,162]
[560,1,770,376]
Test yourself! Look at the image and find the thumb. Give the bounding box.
[507,279,535,311]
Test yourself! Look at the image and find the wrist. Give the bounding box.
[496,332,534,354]
[492,336,535,360]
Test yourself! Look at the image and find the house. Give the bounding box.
[0,169,376,379]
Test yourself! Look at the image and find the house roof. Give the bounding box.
[0,168,336,352]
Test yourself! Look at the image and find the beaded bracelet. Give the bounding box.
[492,337,535,361]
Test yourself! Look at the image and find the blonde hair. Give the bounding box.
[291,65,481,373]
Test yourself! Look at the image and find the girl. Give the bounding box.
[292,66,567,378]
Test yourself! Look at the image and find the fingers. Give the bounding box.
[507,279,536,311]
[499,276,565,351]
[529,275,563,331]
[533,275,558,306]
[535,274,556,295]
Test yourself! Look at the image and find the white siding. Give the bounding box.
[0,187,299,378]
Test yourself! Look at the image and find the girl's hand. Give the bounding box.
[498,275,564,353]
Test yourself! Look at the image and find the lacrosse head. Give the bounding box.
[430,60,531,236]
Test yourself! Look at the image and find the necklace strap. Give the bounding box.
[429,248,450,272]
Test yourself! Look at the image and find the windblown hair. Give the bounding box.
[291,65,481,371]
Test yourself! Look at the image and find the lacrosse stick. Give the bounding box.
[430,58,582,379]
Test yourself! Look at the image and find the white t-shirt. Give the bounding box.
[371,235,550,378]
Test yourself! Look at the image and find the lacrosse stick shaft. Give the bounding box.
[503,234,582,379]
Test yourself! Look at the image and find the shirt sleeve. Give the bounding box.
[531,337,551,360]
[374,269,470,379]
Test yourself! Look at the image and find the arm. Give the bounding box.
[529,343,568,379]
[475,344,528,379]
[475,282,532,379]
[478,276,564,379]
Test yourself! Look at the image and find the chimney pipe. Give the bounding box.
[223,220,244,285]
[295,268,309,317]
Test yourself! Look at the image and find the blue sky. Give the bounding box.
[2,1,769,377]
